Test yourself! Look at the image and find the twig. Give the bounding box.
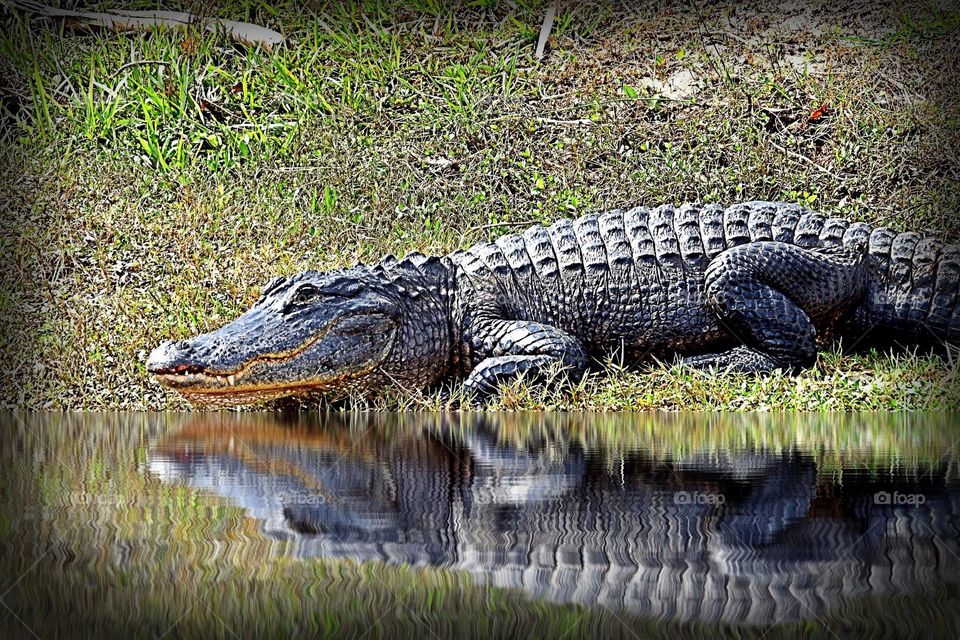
[534,117,595,126]
[534,6,556,60]
[768,140,842,181]
[109,59,170,81]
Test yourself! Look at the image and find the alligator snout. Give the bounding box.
[146,340,206,375]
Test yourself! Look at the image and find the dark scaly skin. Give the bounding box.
[146,201,960,405]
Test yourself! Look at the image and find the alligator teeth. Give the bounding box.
[227,375,236,386]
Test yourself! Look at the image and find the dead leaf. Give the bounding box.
[809,103,829,122]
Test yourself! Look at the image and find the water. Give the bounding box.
[2,412,959,639]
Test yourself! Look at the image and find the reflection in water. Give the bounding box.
[147,412,960,627]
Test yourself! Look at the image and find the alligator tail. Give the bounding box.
[852,228,960,347]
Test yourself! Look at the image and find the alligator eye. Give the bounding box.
[291,284,323,305]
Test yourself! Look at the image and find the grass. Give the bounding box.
[1,1,959,410]
[342,346,960,411]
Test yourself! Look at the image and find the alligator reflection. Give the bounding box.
[149,413,960,626]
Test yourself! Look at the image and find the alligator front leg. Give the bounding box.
[463,320,589,397]
[684,241,866,374]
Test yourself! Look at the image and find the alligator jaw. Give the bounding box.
[146,345,305,404]
[151,366,356,406]
[152,370,239,389]
[176,381,335,407]
[148,335,394,406]
[146,328,334,389]
[153,373,358,407]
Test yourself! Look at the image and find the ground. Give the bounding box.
[1,0,959,410]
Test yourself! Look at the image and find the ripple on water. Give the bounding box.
[2,411,959,639]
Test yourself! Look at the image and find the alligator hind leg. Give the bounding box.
[684,241,867,374]
[463,320,589,397]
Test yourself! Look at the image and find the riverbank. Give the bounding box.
[3,1,958,409]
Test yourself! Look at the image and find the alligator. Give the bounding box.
[146,201,960,405]
[148,413,960,627]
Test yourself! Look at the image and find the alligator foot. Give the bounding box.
[462,320,589,399]
[682,346,784,374]
[462,354,557,399]
[699,241,866,374]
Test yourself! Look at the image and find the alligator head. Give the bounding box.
[146,255,454,406]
